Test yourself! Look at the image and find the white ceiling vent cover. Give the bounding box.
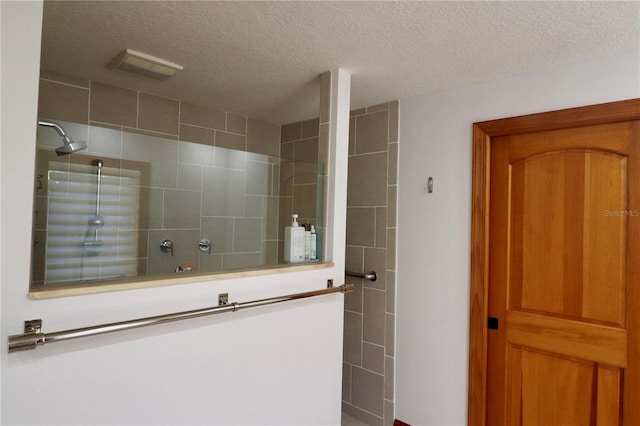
[107,49,183,81]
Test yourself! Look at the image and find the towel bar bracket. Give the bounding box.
[25,319,42,334]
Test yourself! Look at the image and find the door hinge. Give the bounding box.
[488,316,499,330]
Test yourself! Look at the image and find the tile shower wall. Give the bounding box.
[279,117,323,261]
[36,70,282,278]
[342,101,399,426]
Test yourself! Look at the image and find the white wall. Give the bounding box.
[1,3,350,425]
[396,49,640,425]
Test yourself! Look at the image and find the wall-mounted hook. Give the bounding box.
[160,239,173,256]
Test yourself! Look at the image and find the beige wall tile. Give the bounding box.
[386,271,395,314]
[39,80,89,124]
[319,123,329,165]
[384,356,394,401]
[347,153,387,207]
[244,195,263,218]
[88,124,123,156]
[263,240,279,266]
[364,248,386,291]
[266,197,279,240]
[122,132,178,188]
[233,218,262,252]
[226,113,247,135]
[139,187,164,230]
[247,118,280,156]
[40,69,89,88]
[342,403,383,426]
[363,342,385,374]
[351,367,384,416]
[363,288,385,345]
[388,143,398,185]
[199,253,223,273]
[387,185,397,227]
[280,163,294,196]
[386,230,396,270]
[349,116,356,155]
[294,137,318,163]
[293,161,318,185]
[179,140,214,165]
[302,118,319,138]
[319,71,331,124]
[345,277,363,314]
[292,183,316,219]
[201,217,234,254]
[280,141,294,160]
[278,197,293,240]
[202,167,244,216]
[138,93,179,135]
[246,160,269,196]
[345,245,364,274]
[222,253,262,270]
[345,246,364,313]
[384,399,394,426]
[385,313,395,357]
[346,207,375,247]
[214,147,245,170]
[356,110,389,154]
[367,102,389,113]
[215,131,246,151]
[389,101,399,143]
[180,102,225,130]
[343,311,363,365]
[163,189,201,229]
[343,364,352,403]
[281,122,302,142]
[375,207,387,249]
[122,126,178,140]
[90,81,137,127]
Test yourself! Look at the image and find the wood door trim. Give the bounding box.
[468,98,640,426]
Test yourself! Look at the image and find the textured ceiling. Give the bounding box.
[40,1,639,125]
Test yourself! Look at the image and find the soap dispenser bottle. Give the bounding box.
[310,225,317,260]
[284,214,306,263]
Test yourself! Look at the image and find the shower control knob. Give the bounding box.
[198,238,211,254]
[160,239,174,256]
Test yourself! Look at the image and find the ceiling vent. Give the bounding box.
[107,49,183,81]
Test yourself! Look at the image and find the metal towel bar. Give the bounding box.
[345,270,377,281]
[8,283,354,353]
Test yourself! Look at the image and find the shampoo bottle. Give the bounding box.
[284,214,305,263]
[310,225,317,260]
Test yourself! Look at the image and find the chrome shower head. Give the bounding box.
[38,119,87,155]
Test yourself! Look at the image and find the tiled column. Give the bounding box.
[342,101,399,426]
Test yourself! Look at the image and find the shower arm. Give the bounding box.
[38,120,72,143]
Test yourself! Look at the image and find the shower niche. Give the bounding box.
[31,119,325,293]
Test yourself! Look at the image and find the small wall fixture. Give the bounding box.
[107,48,183,81]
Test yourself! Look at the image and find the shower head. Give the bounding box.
[38,119,87,155]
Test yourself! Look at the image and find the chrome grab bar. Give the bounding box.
[8,283,354,353]
[345,270,377,281]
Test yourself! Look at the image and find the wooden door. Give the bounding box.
[468,99,640,426]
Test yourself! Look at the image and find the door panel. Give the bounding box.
[510,150,627,325]
[486,120,637,424]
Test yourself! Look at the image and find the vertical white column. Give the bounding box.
[324,69,351,279]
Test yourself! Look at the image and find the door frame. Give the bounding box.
[467,98,640,426]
